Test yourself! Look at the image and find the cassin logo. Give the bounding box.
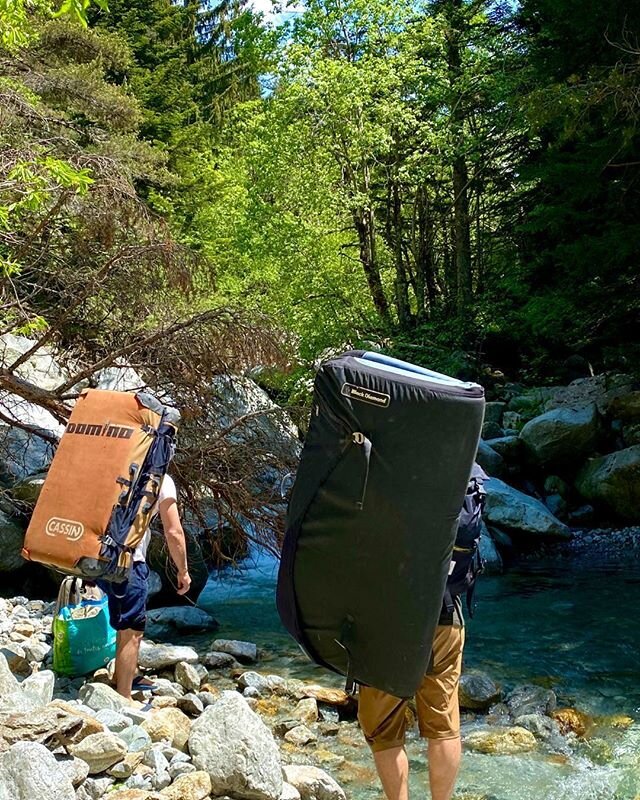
[46,517,84,542]
[341,382,391,408]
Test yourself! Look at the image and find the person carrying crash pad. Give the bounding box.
[98,473,191,701]
[358,464,486,800]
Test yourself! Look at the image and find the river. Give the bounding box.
[195,545,640,800]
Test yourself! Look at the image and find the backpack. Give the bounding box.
[443,463,487,618]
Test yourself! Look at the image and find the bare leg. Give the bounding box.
[373,746,409,800]
[114,629,143,701]
[427,737,461,800]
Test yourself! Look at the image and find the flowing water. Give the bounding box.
[196,548,640,800]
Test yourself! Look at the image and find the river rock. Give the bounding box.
[506,685,556,717]
[484,402,506,426]
[478,525,502,572]
[475,441,504,477]
[118,724,152,752]
[21,670,54,705]
[104,790,158,800]
[458,673,502,711]
[189,691,282,800]
[544,475,569,497]
[238,672,286,695]
[575,446,640,522]
[48,699,105,743]
[520,404,599,467]
[503,411,523,431]
[9,473,46,506]
[76,776,115,800]
[464,726,537,755]
[484,479,570,538]
[284,725,317,747]
[485,436,521,464]
[482,421,504,440]
[55,754,90,787]
[299,685,350,707]
[208,639,257,664]
[608,391,640,422]
[177,694,204,717]
[551,708,593,738]
[514,713,563,742]
[108,752,144,779]
[0,511,26,571]
[142,708,191,752]
[282,765,346,800]
[293,698,319,725]
[139,643,199,671]
[143,749,171,790]
[79,683,128,712]
[0,654,18,696]
[0,740,75,799]
[95,709,133,733]
[0,643,29,675]
[160,770,211,800]
[22,638,51,664]
[281,784,302,800]
[201,651,240,669]
[146,608,218,639]
[175,662,202,693]
[70,731,127,773]
[153,679,185,699]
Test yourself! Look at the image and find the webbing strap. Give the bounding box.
[352,432,372,511]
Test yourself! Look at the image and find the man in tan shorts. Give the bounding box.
[358,604,465,800]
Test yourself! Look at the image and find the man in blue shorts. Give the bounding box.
[99,474,191,701]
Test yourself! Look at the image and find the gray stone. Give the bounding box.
[484,402,506,426]
[284,725,317,747]
[317,705,340,724]
[0,425,55,487]
[0,741,75,800]
[54,754,89,787]
[202,651,240,669]
[189,691,282,800]
[209,639,257,664]
[515,713,563,742]
[0,691,43,713]
[482,421,504,440]
[502,411,523,431]
[483,478,571,539]
[576,446,640,522]
[79,683,128,712]
[0,511,26,571]
[95,709,133,733]
[177,693,204,716]
[22,639,51,664]
[475,440,504,478]
[20,670,54,705]
[281,784,302,800]
[506,685,557,718]
[117,724,152,752]
[153,679,185,699]
[142,748,170,790]
[197,691,219,707]
[282,765,346,800]
[485,436,521,463]
[0,653,19,696]
[237,671,286,695]
[146,607,218,639]
[478,524,502,573]
[545,494,567,518]
[0,644,28,675]
[520,404,599,467]
[138,642,199,670]
[69,731,127,774]
[169,761,197,780]
[124,773,153,791]
[10,473,46,506]
[459,672,502,711]
[175,661,202,693]
[544,475,569,497]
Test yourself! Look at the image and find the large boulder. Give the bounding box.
[138,642,199,670]
[544,374,636,416]
[459,672,502,711]
[520,404,599,467]
[483,479,570,539]
[575,446,640,522]
[146,607,218,640]
[0,741,75,799]
[475,441,504,478]
[0,509,26,571]
[189,691,282,800]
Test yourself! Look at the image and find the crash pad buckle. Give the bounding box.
[352,431,365,444]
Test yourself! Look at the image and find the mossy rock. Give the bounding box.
[464,726,537,755]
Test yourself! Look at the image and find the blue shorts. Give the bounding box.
[98,561,149,632]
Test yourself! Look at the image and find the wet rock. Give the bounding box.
[580,737,614,766]
[595,713,634,730]
[146,607,218,639]
[484,479,570,539]
[458,673,502,711]
[79,683,129,712]
[160,770,211,800]
[514,714,562,742]
[175,662,202,694]
[293,698,319,725]
[576,446,640,522]
[238,672,286,696]
[475,441,504,478]
[189,691,282,800]
[464,726,537,755]
[142,708,192,752]
[208,639,257,664]
[69,731,127,774]
[506,685,556,718]
[201,652,240,669]
[520,404,600,467]
[0,741,75,799]
[282,765,346,800]
[138,643,199,670]
[284,725,317,747]
[317,705,340,724]
[550,708,593,738]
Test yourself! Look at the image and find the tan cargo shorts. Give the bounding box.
[358,624,465,751]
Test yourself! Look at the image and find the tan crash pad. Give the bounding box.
[23,389,165,578]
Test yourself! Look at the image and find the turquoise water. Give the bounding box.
[196,549,640,800]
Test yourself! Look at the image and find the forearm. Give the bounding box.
[165,527,188,575]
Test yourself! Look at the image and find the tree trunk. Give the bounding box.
[392,178,412,329]
[352,206,391,324]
